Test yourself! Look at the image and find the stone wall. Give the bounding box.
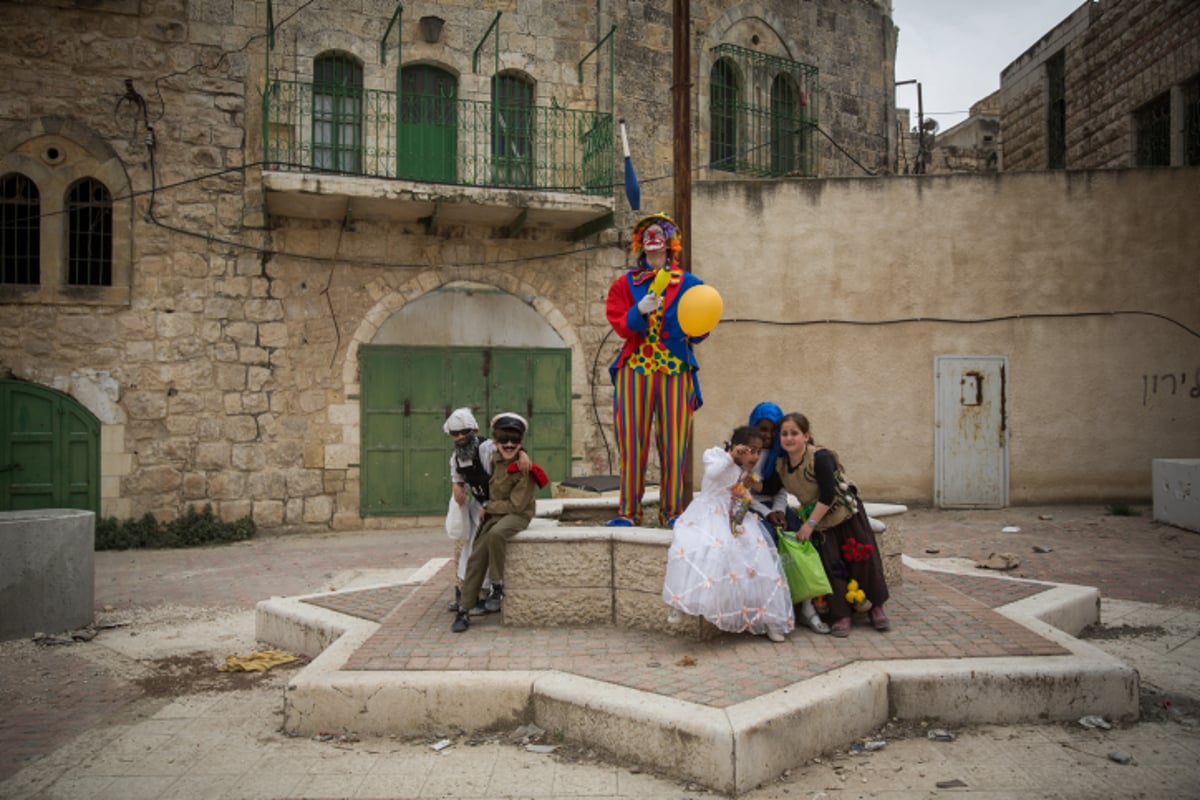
[1001,0,1200,171]
[0,0,900,530]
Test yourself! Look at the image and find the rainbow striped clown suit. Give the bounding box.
[605,213,708,528]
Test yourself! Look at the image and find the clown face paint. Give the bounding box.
[642,224,667,252]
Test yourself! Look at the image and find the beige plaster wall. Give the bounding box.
[690,169,1200,504]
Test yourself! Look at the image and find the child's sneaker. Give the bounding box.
[666,608,684,624]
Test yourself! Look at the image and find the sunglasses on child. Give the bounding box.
[449,428,474,437]
[493,434,523,445]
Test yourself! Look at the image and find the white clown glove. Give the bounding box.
[637,292,661,315]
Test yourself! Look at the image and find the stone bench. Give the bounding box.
[505,501,905,639]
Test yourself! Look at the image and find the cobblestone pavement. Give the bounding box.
[0,504,1197,799]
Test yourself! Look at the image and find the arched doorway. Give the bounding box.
[358,284,571,516]
[0,380,100,514]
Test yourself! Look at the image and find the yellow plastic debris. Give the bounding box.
[218,649,298,672]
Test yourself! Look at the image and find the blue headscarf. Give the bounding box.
[747,402,784,480]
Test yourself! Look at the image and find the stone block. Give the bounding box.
[612,537,669,593]
[875,523,904,588]
[1153,459,1200,533]
[0,510,94,641]
[506,537,610,588]
[504,588,612,627]
[615,588,721,640]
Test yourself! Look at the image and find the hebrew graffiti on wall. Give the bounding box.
[1143,369,1200,405]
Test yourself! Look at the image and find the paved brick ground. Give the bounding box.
[897,505,1200,609]
[309,563,1066,709]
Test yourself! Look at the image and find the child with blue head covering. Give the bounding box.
[747,402,790,538]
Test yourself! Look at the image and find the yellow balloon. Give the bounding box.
[676,284,723,337]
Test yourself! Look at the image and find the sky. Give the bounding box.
[892,0,1085,131]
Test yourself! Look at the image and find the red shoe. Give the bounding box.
[869,605,891,631]
[830,617,851,638]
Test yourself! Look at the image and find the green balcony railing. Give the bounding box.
[263,79,614,195]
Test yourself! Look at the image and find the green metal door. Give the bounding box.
[0,380,99,513]
[396,65,457,182]
[359,345,571,516]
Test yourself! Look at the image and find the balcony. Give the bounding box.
[261,80,615,238]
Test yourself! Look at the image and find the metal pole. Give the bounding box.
[916,82,926,174]
[672,0,694,503]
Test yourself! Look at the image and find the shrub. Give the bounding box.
[95,504,255,550]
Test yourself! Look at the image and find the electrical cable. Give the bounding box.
[722,311,1200,341]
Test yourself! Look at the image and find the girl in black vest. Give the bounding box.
[765,412,892,637]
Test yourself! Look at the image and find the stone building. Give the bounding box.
[897,93,1000,175]
[0,0,900,529]
[1000,0,1200,171]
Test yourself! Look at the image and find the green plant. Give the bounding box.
[95,504,255,550]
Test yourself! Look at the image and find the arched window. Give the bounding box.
[710,58,739,172]
[770,74,803,176]
[492,72,534,187]
[312,52,363,173]
[1,173,39,285]
[67,178,112,287]
[398,64,458,182]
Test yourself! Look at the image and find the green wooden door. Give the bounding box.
[359,346,571,516]
[0,380,99,513]
[396,65,457,182]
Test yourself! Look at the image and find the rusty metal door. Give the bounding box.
[934,356,1008,508]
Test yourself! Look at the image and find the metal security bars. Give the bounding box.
[264,79,613,194]
[66,178,112,287]
[1,173,40,285]
[1183,76,1200,166]
[1135,92,1171,167]
[1046,50,1066,169]
[708,43,818,177]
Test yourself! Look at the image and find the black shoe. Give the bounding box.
[484,583,504,613]
[467,602,488,617]
[447,586,462,612]
[451,610,469,633]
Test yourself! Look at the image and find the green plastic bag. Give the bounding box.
[777,530,832,603]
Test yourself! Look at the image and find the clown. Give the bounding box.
[605,213,709,528]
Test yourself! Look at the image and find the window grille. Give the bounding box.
[708,44,818,177]
[1184,76,1200,167]
[67,178,112,287]
[1,173,39,285]
[770,74,805,175]
[1046,50,1066,170]
[710,59,738,172]
[1134,92,1171,167]
[492,73,534,187]
[313,53,363,173]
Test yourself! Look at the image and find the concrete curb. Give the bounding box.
[257,555,1139,795]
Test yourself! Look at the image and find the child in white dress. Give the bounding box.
[662,426,795,642]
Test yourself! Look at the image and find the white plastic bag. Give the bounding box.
[445,497,467,540]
